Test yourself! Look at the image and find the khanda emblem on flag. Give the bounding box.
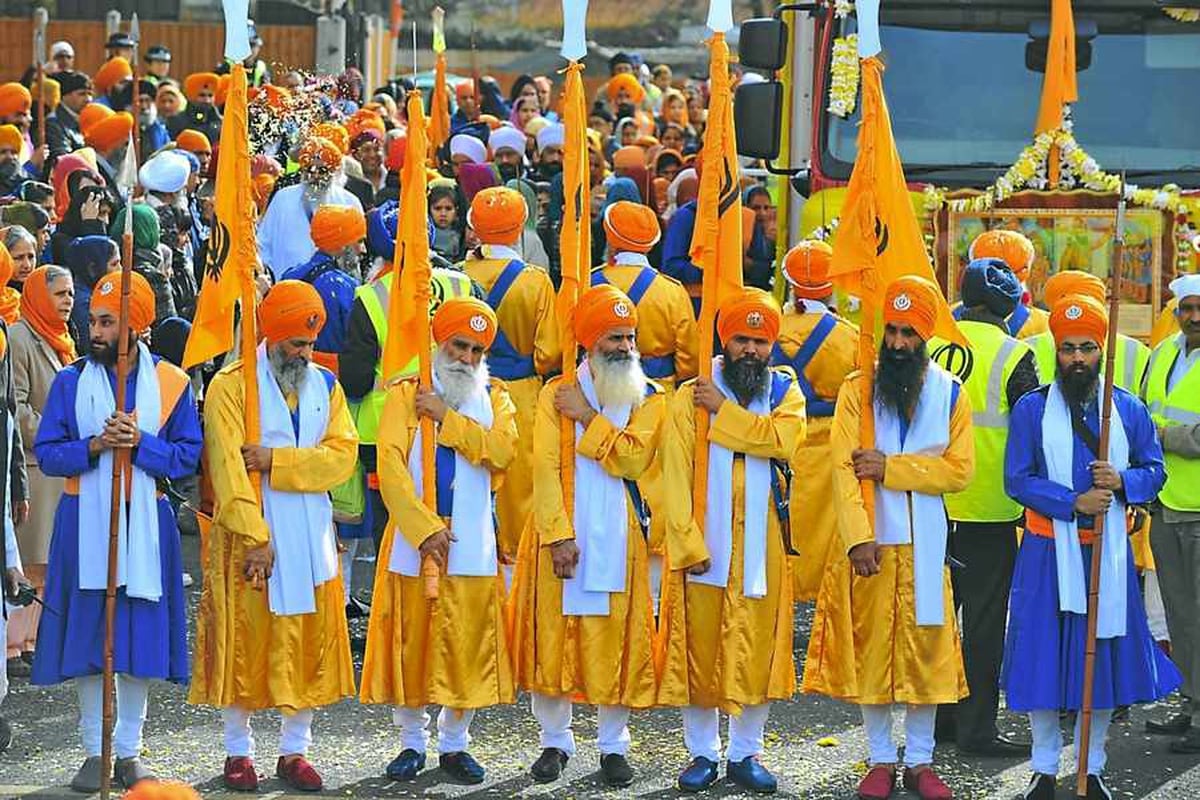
[874,216,890,257]
[204,219,232,283]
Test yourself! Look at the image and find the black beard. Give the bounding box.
[538,161,563,178]
[497,163,523,183]
[1057,360,1100,405]
[875,344,929,419]
[90,339,118,365]
[723,352,769,406]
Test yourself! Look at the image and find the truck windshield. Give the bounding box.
[824,12,1200,186]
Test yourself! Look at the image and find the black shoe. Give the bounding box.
[1086,774,1113,800]
[600,753,633,788]
[958,733,1031,757]
[385,748,426,781]
[677,757,720,793]
[1017,773,1055,800]
[439,751,485,784]
[1169,727,1200,754]
[345,595,371,619]
[6,656,30,679]
[1147,712,1192,736]
[0,716,12,753]
[530,747,568,783]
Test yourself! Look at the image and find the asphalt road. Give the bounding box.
[2,535,1200,800]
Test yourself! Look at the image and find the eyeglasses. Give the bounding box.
[1057,343,1101,356]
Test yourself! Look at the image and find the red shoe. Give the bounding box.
[903,766,953,800]
[277,755,323,792]
[858,765,897,799]
[223,756,259,792]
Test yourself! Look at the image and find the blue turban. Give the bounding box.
[960,257,1021,318]
[365,199,437,261]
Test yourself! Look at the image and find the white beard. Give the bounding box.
[434,350,490,410]
[590,351,647,410]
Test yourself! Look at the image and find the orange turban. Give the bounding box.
[603,201,660,253]
[783,240,834,299]
[574,284,638,350]
[717,288,781,345]
[184,72,219,102]
[1050,294,1108,346]
[215,75,232,107]
[78,103,113,136]
[1043,270,1105,309]
[311,122,350,155]
[613,145,646,170]
[432,297,497,348]
[91,271,155,334]
[252,173,277,212]
[0,83,31,117]
[607,73,646,105]
[469,187,527,243]
[310,205,366,254]
[84,111,134,153]
[0,125,20,153]
[94,58,132,94]
[175,129,211,154]
[298,136,342,171]
[969,229,1036,278]
[883,275,941,341]
[259,280,327,345]
[347,111,386,143]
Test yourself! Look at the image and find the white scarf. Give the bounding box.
[873,362,954,626]
[613,252,651,268]
[562,359,632,616]
[689,356,770,599]
[1041,382,1129,638]
[389,377,496,577]
[257,345,339,616]
[76,342,162,601]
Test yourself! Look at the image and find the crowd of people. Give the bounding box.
[0,23,1197,800]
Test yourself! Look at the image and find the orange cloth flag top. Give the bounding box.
[1035,0,1078,135]
[428,8,450,156]
[688,30,744,530]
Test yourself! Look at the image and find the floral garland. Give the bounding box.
[828,35,859,117]
[1165,7,1200,23]
[833,0,855,18]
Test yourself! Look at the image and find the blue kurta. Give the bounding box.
[30,356,203,685]
[1000,384,1179,711]
[281,253,360,359]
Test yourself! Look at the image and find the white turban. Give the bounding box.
[536,123,565,153]
[449,133,487,164]
[138,151,191,194]
[489,124,526,156]
[1170,274,1200,302]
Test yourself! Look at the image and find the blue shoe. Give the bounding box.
[439,751,485,785]
[677,756,719,792]
[385,748,426,781]
[727,756,777,794]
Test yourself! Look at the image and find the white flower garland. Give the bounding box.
[828,35,860,117]
[1165,7,1200,23]
[834,0,855,19]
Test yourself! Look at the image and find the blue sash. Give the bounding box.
[484,260,537,380]
[591,266,676,379]
[770,313,838,417]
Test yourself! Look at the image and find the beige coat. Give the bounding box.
[10,319,68,565]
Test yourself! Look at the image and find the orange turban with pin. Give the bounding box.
[1050,294,1108,346]
[259,280,327,345]
[310,205,366,254]
[603,201,660,254]
[469,187,527,243]
[432,297,497,348]
[883,275,941,341]
[574,284,638,350]
[1043,270,1106,309]
[184,72,219,102]
[717,288,781,345]
[94,58,132,94]
[783,240,834,299]
[91,272,155,333]
[969,229,1036,279]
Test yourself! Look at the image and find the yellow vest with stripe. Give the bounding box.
[1143,335,1200,512]
[930,320,1030,522]
[1027,331,1149,393]
[353,268,474,444]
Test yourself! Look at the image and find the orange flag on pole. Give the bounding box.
[428,7,450,157]
[1035,0,1078,135]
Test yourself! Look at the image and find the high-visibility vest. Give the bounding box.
[1027,331,1150,392]
[1142,335,1200,512]
[930,320,1031,522]
[353,268,474,444]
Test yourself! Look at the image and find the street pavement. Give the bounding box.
[2,535,1200,799]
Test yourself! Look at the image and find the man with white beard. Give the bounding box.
[510,284,665,789]
[360,297,519,784]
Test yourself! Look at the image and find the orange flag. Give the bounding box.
[428,7,450,156]
[1035,0,1078,135]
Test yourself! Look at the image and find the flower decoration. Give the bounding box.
[828,35,860,117]
[834,0,855,19]
[1165,7,1200,23]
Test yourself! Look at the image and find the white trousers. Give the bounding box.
[76,673,150,759]
[530,692,631,756]
[0,611,7,704]
[682,704,771,763]
[649,554,664,617]
[860,703,936,768]
[1029,709,1112,776]
[222,706,315,758]
[393,706,476,754]
[340,539,359,605]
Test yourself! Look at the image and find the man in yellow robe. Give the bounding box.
[508,284,664,789]
[771,240,858,602]
[803,276,975,800]
[360,298,518,784]
[964,229,1049,339]
[658,289,806,795]
[461,186,561,569]
[190,281,358,793]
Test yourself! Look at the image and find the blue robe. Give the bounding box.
[281,252,360,361]
[30,356,202,685]
[1000,384,1180,711]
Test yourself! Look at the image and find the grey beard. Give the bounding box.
[590,350,647,410]
[335,246,362,278]
[434,351,489,409]
[138,106,157,127]
[269,345,309,396]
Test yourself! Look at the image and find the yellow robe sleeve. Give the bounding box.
[269,380,359,492]
[575,391,665,481]
[708,378,807,460]
[377,383,442,550]
[831,375,874,553]
[672,289,700,381]
[203,367,270,546]
[881,389,975,495]
[532,381,574,546]
[532,275,564,376]
[662,386,708,570]
[436,382,520,473]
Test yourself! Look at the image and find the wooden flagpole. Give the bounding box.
[33,9,47,151]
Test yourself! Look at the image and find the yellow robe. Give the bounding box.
[507,377,664,708]
[360,380,519,709]
[1016,305,1050,340]
[593,262,699,551]
[802,373,974,706]
[657,374,807,711]
[463,256,562,560]
[775,310,859,601]
[189,361,359,712]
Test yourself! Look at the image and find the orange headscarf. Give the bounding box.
[883,275,941,341]
[20,267,76,364]
[0,242,19,324]
[1050,294,1108,346]
[717,289,781,345]
[574,284,638,350]
[432,298,497,348]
